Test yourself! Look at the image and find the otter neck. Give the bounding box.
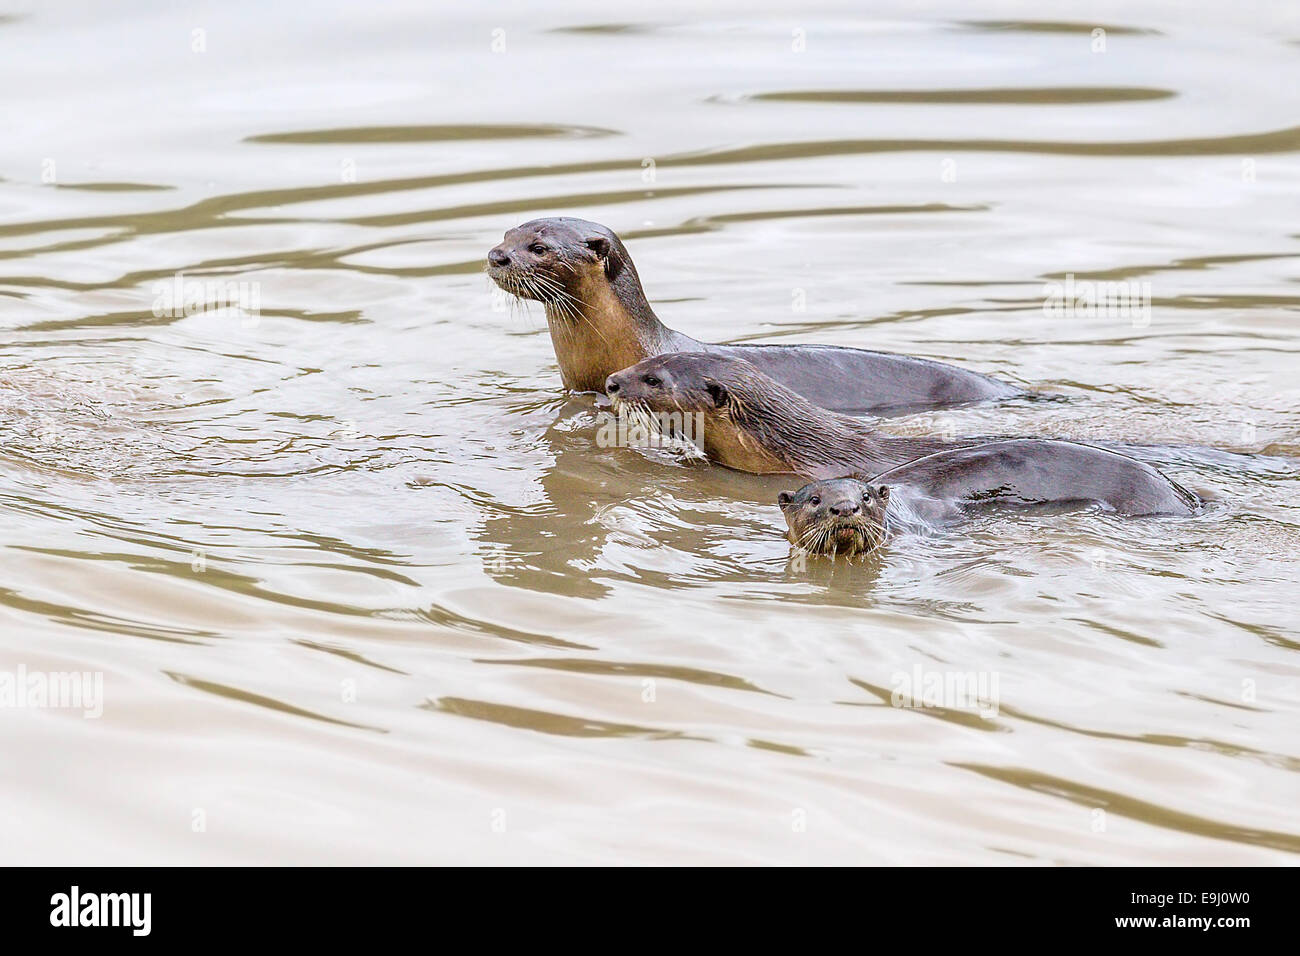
[730,385,948,478]
[545,266,691,393]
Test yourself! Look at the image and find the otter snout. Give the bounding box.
[487,246,510,268]
[604,360,672,402]
[828,501,860,516]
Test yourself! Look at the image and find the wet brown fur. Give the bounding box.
[487,217,1020,411]
[605,352,963,478]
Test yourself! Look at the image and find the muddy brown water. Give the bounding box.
[1,1,1297,863]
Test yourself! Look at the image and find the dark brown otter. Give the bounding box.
[604,351,964,476]
[607,352,1201,517]
[779,478,890,557]
[487,217,1021,413]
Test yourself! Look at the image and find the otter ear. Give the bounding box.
[778,491,794,509]
[876,485,890,502]
[586,235,624,280]
[704,380,729,407]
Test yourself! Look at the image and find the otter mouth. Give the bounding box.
[798,519,886,559]
[609,396,706,461]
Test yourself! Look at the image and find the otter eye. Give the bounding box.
[810,496,821,506]
[529,243,547,255]
[863,492,871,502]
[643,375,661,387]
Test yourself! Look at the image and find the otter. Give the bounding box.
[780,478,891,557]
[605,351,968,475]
[487,217,1021,414]
[605,352,1201,517]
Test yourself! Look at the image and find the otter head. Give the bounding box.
[604,352,731,412]
[487,217,631,312]
[604,353,794,472]
[778,477,890,558]
[608,351,832,476]
[489,218,658,393]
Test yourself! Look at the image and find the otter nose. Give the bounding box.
[488,247,510,268]
[829,502,860,516]
[605,377,620,395]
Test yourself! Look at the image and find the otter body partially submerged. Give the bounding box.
[488,217,1020,413]
[870,440,1201,518]
[604,351,966,475]
[605,352,1201,531]
[781,442,1201,557]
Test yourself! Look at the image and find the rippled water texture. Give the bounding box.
[2,1,1297,864]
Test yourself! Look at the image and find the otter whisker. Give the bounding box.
[611,398,704,461]
[533,276,600,341]
[528,272,574,308]
[578,312,613,347]
[491,271,548,328]
[528,273,563,300]
[558,295,590,328]
[528,272,610,346]
[799,527,818,551]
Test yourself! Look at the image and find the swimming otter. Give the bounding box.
[606,352,1201,517]
[780,478,891,557]
[605,351,967,474]
[487,217,1021,413]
